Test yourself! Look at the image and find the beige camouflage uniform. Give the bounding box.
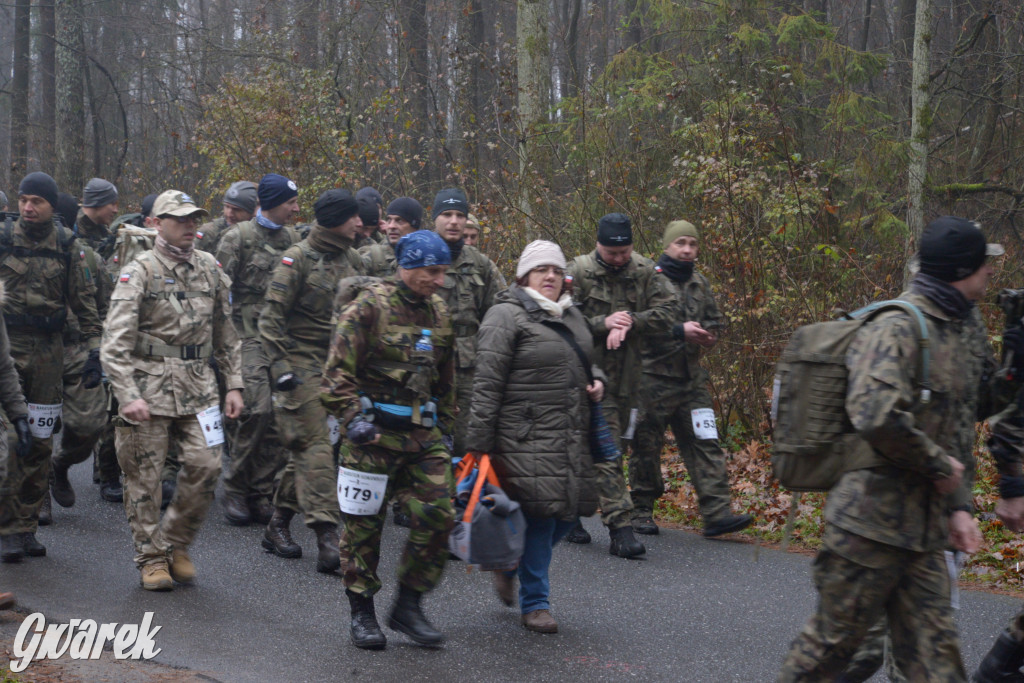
[102,246,242,568]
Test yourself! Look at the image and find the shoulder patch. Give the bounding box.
[79,250,86,259]
[119,273,131,282]
[196,231,205,239]
[281,256,294,266]
[654,265,662,272]
[216,260,222,268]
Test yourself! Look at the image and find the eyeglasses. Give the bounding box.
[532,266,566,277]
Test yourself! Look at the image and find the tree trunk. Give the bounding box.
[295,0,321,68]
[39,0,57,166]
[859,0,872,52]
[55,0,86,191]
[906,0,932,263]
[10,0,31,175]
[564,0,583,99]
[517,0,550,238]
[398,0,432,186]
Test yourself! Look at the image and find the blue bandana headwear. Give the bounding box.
[395,230,451,269]
[257,173,298,211]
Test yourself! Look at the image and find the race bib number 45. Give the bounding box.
[337,467,387,516]
[691,408,718,441]
[27,403,62,439]
[196,406,225,448]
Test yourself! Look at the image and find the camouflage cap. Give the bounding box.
[152,190,209,219]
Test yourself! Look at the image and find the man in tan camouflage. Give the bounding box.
[778,217,1013,681]
[259,189,367,572]
[102,190,243,591]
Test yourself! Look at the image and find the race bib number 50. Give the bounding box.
[27,403,62,439]
[337,467,387,516]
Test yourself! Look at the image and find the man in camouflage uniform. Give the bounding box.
[258,189,367,572]
[51,180,120,513]
[631,220,753,537]
[322,229,455,650]
[102,190,243,591]
[196,181,256,255]
[361,197,422,279]
[0,172,103,562]
[778,217,1013,681]
[462,214,481,249]
[216,174,301,526]
[566,213,675,558]
[430,189,505,459]
[355,187,387,248]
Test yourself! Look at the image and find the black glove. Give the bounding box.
[13,417,32,459]
[1004,327,1024,376]
[82,349,103,389]
[671,322,688,340]
[275,372,303,392]
[347,418,380,446]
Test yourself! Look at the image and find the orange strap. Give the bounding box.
[454,453,500,524]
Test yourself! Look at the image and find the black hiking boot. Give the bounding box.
[388,584,443,646]
[703,513,754,538]
[223,493,252,526]
[1,534,24,563]
[347,590,386,650]
[312,522,341,573]
[51,460,75,508]
[22,532,46,557]
[100,479,123,503]
[609,525,646,558]
[37,493,52,526]
[631,515,659,535]
[564,521,591,544]
[262,508,302,559]
[973,630,1024,682]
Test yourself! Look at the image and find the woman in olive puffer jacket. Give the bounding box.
[466,240,606,634]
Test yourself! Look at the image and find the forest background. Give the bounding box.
[2,0,1024,588]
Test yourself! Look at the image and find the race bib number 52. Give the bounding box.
[337,467,387,515]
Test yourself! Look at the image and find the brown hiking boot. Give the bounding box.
[223,493,251,526]
[521,609,558,634]
[140,562,173,591]
[493,572,516,607]
[169,548,196,584]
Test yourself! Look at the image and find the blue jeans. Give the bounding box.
[512,515,579,614]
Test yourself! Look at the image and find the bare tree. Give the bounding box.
[10,0,31,174]
[55,0,85,190]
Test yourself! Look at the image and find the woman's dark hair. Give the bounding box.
[515,272,574,296]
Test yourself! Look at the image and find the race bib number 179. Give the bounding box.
[337,467,388,516]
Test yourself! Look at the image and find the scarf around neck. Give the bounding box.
[523,286,573,317]
[308,223,353,253]
[910,272,973,320]
[155,235,194,263]
[255,208,283,230]
[656,253,695,283]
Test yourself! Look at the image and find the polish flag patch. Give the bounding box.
[281,256,294,266]
[119,273,131,282]
[196,231,205,239]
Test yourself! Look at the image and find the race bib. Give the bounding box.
[27,403,61,439]
[691,408,718,440]
[326,415,340,446]
[196,405,225,447]
[337,467,388,516]
[621,408,639,441]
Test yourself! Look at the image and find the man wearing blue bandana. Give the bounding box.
[322,230,456,650]
[215,174,301,527]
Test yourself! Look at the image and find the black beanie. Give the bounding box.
[141,193,159,218]
[55,192,80,230]
[314,189,359,229]
[387,197,423,230]
[918,216,995,282]
[356,187,384,208]
[432,188,469,219]
[18,172,59,210]
[357,196,380,227]
[597,213,632,246]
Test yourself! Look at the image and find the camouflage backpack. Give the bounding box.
[771,300,932,492]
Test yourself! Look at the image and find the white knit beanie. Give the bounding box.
[516,240,567,279]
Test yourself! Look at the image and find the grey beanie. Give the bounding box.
[82,178,118,208]
[223,181,258,213]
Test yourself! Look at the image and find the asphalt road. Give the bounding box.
[3,464,1023,682]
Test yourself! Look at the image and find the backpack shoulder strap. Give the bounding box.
[850,299,931,403]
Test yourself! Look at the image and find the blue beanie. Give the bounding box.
[258,174,298,211]
[395,230,451,269]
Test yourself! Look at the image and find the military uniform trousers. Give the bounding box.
[340,435,454,597]
[0,331,63,535]
[272,366,340,527]
[631,377,732,523]
[777,525,966,682]
[592,392,635,530]
[223,338,283,503]
[115,413,220,567]
[452,368,474,458]
[54,341,111,472]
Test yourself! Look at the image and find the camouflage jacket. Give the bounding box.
[63,242,112,345]
[826,289,1012,551]
[101,247,243,417]
[434,243,506,370]
[216,219,300,338]
[567,251,676,394]
[359,242,397,278]
[259,223,367,378]
[321,279,455,449]
[74,210,117,259]
[353,230,387,250]
[195,215,229,255]
[0,281,27,424]
[642,268,724,381]
[0,217,102,349]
